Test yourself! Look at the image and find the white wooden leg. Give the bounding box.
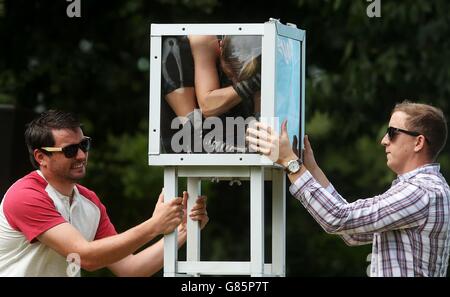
[250,166,264,276]
[187,177,201,276]
[272,168,286,276]
[164,167,178,277]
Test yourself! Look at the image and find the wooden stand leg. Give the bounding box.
[250,166,264,277]
[272,168,286,276]
[187,177,201,276]
[163,167,178,277]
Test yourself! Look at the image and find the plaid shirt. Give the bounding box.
[289,163,450,277]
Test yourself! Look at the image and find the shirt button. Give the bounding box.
[304,191,311,200]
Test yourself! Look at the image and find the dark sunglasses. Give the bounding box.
[386,127,429,143]
[41,137,91,158]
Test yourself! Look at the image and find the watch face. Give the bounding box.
[288,160,300,173]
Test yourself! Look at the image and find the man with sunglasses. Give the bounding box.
[247,101,449,276]
[0,110,209,276]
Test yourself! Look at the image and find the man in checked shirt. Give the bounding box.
[247,101,450,276]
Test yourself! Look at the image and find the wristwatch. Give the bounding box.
[284,158,303,175]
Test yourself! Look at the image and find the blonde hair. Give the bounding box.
[220,35,261,81]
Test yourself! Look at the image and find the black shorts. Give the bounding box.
[161,36,195,95]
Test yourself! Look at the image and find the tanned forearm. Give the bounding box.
[109,229,188,276]
[307,166,330,188]
[199,86,242,117]
[81,218,161,271]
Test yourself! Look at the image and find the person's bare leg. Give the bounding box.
[165,87,197,117]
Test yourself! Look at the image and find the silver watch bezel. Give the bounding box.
[286,159,301,174]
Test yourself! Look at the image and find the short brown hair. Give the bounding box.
[25,110,81,169]
[392,101,448,160]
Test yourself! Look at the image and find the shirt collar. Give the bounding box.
[36,170,78,202]
[393,163,441,185]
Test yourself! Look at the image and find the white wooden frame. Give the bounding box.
[163,166,286,277]
[150,19,305,277]
[148,20,306,166]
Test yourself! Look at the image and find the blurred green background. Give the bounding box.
[0,0,449,276]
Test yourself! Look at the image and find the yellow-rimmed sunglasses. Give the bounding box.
[41,137,91,158]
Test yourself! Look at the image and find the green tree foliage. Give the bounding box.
[1,0,449,276]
